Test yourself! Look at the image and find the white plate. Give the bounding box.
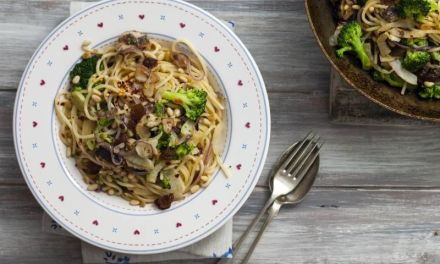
[13,0,270,254]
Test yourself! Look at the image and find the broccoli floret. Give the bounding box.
[70,55,100,89]
[336,21,372,70]
[397,0,438,21]
[402,50,431,72]
[159,176,171,189]
[372,71,405,88]
[99,133,113,144]
[176,143,194,159]
[97,118,113,128]
[402,38,429,48]
[162,89,208,121]
[154,101,165,116]
[419,84,440,99]
[157,132,170,150]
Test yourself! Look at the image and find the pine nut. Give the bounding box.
[166,107,174,117]
[82,40,91,47]
[130,200,140,206]
[424,81,434,87]
[201,176,209,182]
[190,185,200,193]
[108,189,115,195]
[72,75,80,84]
[178,75,188,83]
[82,51,92,59]
[87,184,99,191]
[174,108,181,117]
[92,94,101,103]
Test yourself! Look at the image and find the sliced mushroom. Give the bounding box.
[135,65,151,83]
[125,153,154,171]
[161,118,175,134]
[154,194,174,210]
[135,115,151,139]
[143,57,158,69]
[130,103,146,124]
[118,31,149,49]
[135,141,155,159]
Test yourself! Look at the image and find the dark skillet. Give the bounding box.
[305,0,440,121]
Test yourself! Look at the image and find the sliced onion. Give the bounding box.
[380,55,396,63]
[96,143,123,166]
[377,34,391,56]
[389,60,418,85]
[329,25,343,47]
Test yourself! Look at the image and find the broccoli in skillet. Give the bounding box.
[397,0,438,21]
[70,55,100,89]
[402,50,431,72]
[401,38,429,48]
[419,83,440,99]
[336,21,372,70]
[373,71,405,88]
[162,88,208,121]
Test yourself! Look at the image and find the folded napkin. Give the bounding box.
[40,2,237,263]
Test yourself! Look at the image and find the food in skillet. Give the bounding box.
[330,0,440,99]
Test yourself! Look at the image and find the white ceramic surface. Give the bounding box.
[13,0,270,254]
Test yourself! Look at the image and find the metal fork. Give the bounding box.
[217,132,322,264]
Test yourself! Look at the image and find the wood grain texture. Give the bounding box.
[2,0,440,263]
[2,91,440,187]
[0,0,329,93]
[2,186,440,264]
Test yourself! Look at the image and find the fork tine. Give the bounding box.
[288,141,324,186]
[285,134,320,175]
[288,137,321,176]
[280,131,314,172]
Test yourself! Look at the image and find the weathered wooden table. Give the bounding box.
[2,1,440,263]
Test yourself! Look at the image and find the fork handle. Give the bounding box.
[242,199,282,264]
[216,195,277,264]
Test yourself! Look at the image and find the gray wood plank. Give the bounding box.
[0,0,329,93]
[3,185,440,264]
[2,90,440,187]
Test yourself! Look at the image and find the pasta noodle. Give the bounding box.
[55,31,227,209]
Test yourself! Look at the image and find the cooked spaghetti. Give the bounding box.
[330,0,440,99]
[55,31,227,209]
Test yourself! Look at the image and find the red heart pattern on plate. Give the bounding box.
[214,46,220,52]
[63,45,69,51]
[245,122,251,128]
[92,220,99,226]
[236,164,242,170]
[212,199,218,205]
[97,22,104,28]
[176,222,182,228]
[40,162,46,168]
[40,80,46,86]
[179,22,186,28]
[238,80,243,86]
[138,14,145,20]
[134,230,140,235]
[58,195,64,202]
[32,121,38,128]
